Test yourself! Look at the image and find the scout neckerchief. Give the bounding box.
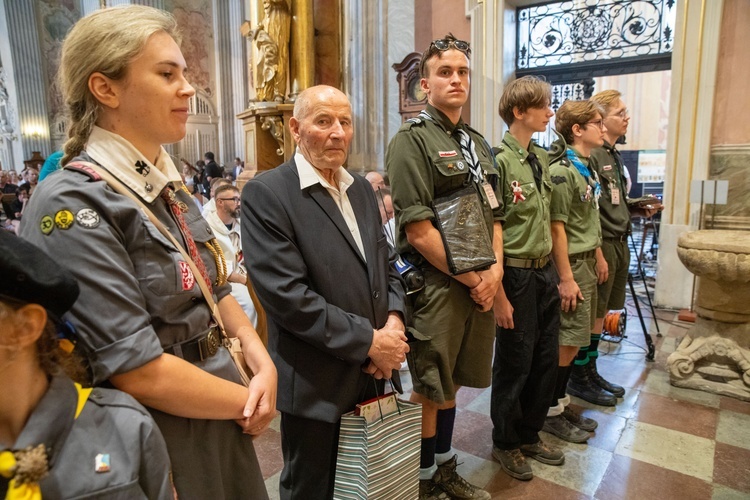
[0,384,91,500]
[419,110,483,184]
[565,148,601,208]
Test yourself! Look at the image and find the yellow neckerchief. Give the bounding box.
[0,384,91,499]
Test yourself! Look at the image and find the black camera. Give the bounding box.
[395,255,424,295]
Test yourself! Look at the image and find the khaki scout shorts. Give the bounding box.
[559,257,598,347]
[406,268,495,404]
[596,238,630,317]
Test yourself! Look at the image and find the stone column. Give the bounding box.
[212,0,250,163]
[342,0,387,173]
[656,0,724,309]
[2,1,51,159]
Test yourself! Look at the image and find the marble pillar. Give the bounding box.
[656,0,724,309]
[342,0,387,173]
[1,1,51,160]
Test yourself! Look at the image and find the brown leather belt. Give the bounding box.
[164,327,221,363]
[603,234,629,243]
[568,250,596,262]
[504,254,550,269]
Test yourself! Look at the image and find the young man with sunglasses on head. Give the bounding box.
[575,91,661,405]
[544,100,608,443]
[387,34,502,500]
[490,76,563,481]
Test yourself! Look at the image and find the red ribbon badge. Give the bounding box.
[179,261,195,291]
[511,181,526,204]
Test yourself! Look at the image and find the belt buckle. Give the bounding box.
[199,328,221,360]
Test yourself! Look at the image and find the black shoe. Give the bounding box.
[587,358,626,397]
[568,364,617,406]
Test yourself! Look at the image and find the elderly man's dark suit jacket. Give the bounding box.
[241,158,406,423]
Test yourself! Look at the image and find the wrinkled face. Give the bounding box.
[579,112,607,148]
[603,98,629,139]
[421,49,470,115]
[366,172,386,190]
[516,104,554,134]
[290,88,354,172]
[106,32,195,155]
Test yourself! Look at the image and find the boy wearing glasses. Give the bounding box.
[544,100,608,443]
[387,34,501,500]
[490,76,562,480]
[581,91,660,404]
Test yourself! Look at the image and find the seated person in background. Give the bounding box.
[26,167,39,195]
[0,230,174,499]
[365,170,386,191]
[0,170,18,193]
[201,177,231,215]
[8,185,30,232]
[203,183,257,328]
[8,171,20,186]
[375,187,395,247]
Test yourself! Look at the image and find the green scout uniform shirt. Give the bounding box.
[386,104,500,260]
[549,148,602,255]
[494,131,553,259]
[590,140,631,238]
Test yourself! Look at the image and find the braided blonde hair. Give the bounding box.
[58,5,181,165]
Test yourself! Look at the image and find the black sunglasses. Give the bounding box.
[430,38,471,55]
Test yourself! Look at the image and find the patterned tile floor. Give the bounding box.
[256,307,750,499]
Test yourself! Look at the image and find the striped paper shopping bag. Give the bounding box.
[333,398,422,500]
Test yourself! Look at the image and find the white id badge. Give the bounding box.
[611,188,621,205]
[483,181,499,209]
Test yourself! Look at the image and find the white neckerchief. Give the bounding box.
[85,126,182,203]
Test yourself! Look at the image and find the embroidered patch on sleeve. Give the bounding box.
[76,208,101,229]
[551,175,567,185]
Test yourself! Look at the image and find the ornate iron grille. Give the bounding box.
[517,0,676,71]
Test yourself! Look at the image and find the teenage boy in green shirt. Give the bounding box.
[490,76,562,481]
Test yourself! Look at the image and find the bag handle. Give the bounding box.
[368,377,401,422]
[66,161,226,334]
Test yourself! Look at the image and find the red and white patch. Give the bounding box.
[179,261,195,291]
[602,164,613,171]
[438,150,458,157]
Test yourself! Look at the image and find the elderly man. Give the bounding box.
[203,183,257,327]
[242,85,408,499]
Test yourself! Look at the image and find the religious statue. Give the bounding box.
[263,0,290,102]
[241,0,290,103]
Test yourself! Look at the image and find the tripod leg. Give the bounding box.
[629,232,661,336]
[628,273,655,361]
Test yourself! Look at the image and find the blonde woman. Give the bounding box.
[19,6,276,498]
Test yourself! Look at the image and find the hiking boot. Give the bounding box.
[543,414,591,443]
[568,364,617,406]
[519,440,564,465]
[561,405,598,431]
[587,358,626,397]
[491,447,533,481]
[419,478,450,500]
[433,455,491,499]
